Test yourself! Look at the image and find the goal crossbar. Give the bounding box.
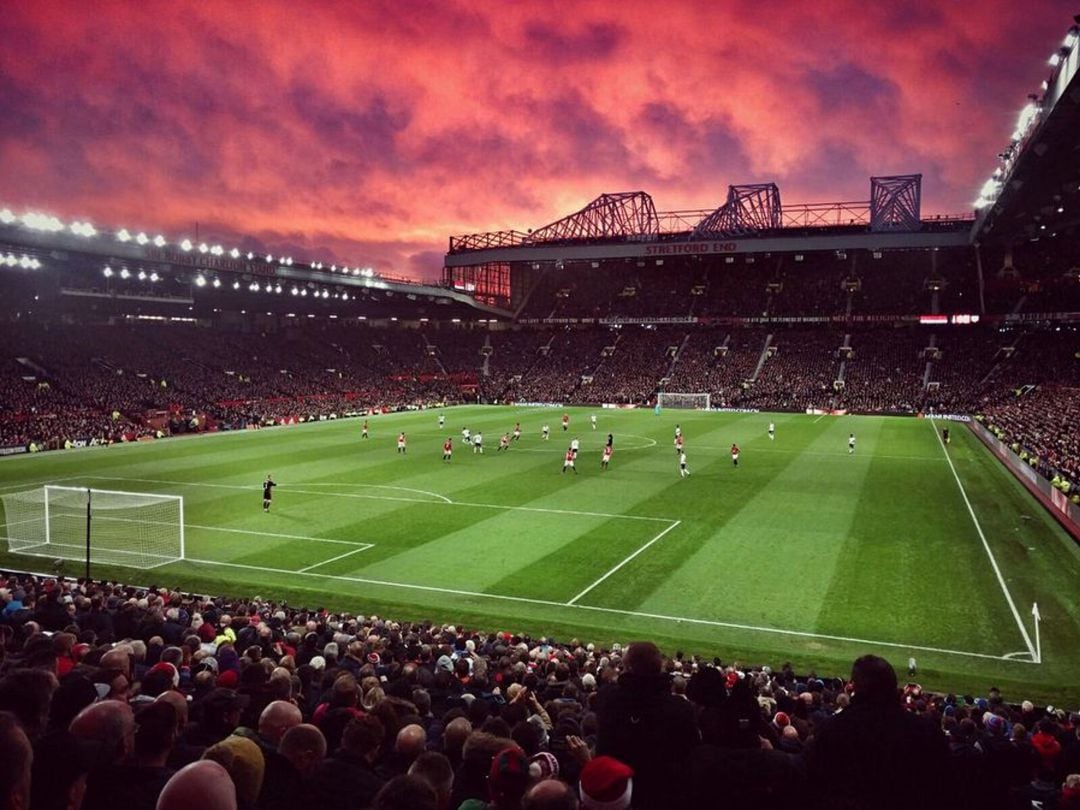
[1,485,185,572]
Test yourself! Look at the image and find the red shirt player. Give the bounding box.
[562,412,570,432]
[731,443,740,467]
[361,419,369,439]
[601,444,613,470]
[397,432,407,454]
[562,447,577,474]
[498,433,510,452]
[674,433,684,454]
[442,437,453,462]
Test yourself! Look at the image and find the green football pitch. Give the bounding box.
[2,406,1079,705]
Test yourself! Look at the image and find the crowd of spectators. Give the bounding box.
[0,571,1078,810]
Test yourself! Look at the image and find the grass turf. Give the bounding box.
[1,405,1078,705]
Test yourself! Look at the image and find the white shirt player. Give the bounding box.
[590,414,597,429]
[439,414,445,428]
[675,425,682,439]
[462,427,471,444]
[542,424,550,440]
[570,438,580,455]
[848,434,856,454]
[768,422,775,440]
[679,451,690,477]
[473,431,483,451]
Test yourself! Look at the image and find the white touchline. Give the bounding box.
[566,521,681,605]
[297,544,374,573]
[179,556,1031,663]
[931,420,1038,661]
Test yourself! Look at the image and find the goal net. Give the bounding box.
[657,392,711,410]
[0,486,184,569]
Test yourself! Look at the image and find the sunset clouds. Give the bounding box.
[0,1,1068,279]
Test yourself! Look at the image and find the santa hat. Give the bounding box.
[149,662,180,688]
[580,756,633,810]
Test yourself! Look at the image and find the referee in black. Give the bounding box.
[263,474,277,512]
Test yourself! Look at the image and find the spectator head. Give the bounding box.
[258,700,302,745]
[621,643,662,677]
[134,701,179,764]
[70,699,135,763]
[394,723,427,763]
[202,735,265,808]
[155,689,190,727]
[341,715,385,763]
[442,716,472,758]
[850,655,898,707]
[408,751,454,810]
[201,688,249,734]
[278,724,326,776]
[0,712,32,810]
[371,774,437,810]
[30,725,95,810]
[156,760,237,810]
[47,674,98,732]
[0,669,57,741]
[488,746,529,809]
[524,779,580,810]
[579,756,634,810]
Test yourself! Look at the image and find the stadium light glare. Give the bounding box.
[194,275,206,287]
[291,287,299,296]
[212,278,221,288]
[264,284,273,293]
[180,239,193,251]
[232,281,240,290]
[300,289,307,297]
[198,243,208,254]
[211,245,223,256]
[1050,53,1061,66]
[103,266,113,277]
[153,234,166,247]
[274,284,282,294]
[18,256,31,268]
[136,232,148,245]
[266,254,273,262]
[341,292,348,301]
[137,270,147,280]
[119,268,130,279]
[116,228,132,242]
[331,264,337,271]
[149,272,159,282]
[1065,32,1078,50]
[249,282,260,292]
[230,248,240,258]
[0,209,14,224]
[246,252,253,260]
[22,212,64,232]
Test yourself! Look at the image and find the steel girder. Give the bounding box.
[524,192,659,243]
[870,174,922,232]
[691,183,782,238]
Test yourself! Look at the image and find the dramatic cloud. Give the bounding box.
[0,0,1069,280]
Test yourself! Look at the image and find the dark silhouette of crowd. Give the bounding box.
[1,571,1078,810]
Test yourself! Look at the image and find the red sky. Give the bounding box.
[0,1,1070,280]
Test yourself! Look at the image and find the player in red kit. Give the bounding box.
[601,444,612,471]
[562,412,570,432]
[397,432,407,454]
[674,433,684,455]
[498,433,510,451]
[442,437,452,462]
[512,422,521,441]
[731,443,740,467]
[562,447,577,474]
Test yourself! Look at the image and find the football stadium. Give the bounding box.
[1,5,1080,809]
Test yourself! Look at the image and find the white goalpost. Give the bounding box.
[657,392,711,410]
[0,485,184,571]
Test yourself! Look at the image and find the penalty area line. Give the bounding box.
[566,520,681,605]
[176,556,1024,663]
[297,544,374,573]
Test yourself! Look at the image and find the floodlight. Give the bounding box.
[291,287,299,296]
[1050,53,1061,66]
[212,278,221,288]
[149,272,159,282]
[341,292,348,301]
[18,256,31,268]
[274,284,282,294]
[180,239,193,251]
[300,289,307,297]
[136,232,148,245]
[194,275,207,287]
[0,209,14,224]
[103,267,113,277]
[137,270,146,280]
[211,245,223,256]
[266,254,273,262]
[249,282,259,292]
[246,252,253,260]
[119,268,130,279]
[233,281,240,290]
[117,228,131,242]
[198,243,208,253]
[230,248,239,258]
[264,284,272,292]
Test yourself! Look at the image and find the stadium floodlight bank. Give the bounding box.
[657,392,711,410]
[1,485,184,574]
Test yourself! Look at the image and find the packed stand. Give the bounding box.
[0,571,1079,810]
